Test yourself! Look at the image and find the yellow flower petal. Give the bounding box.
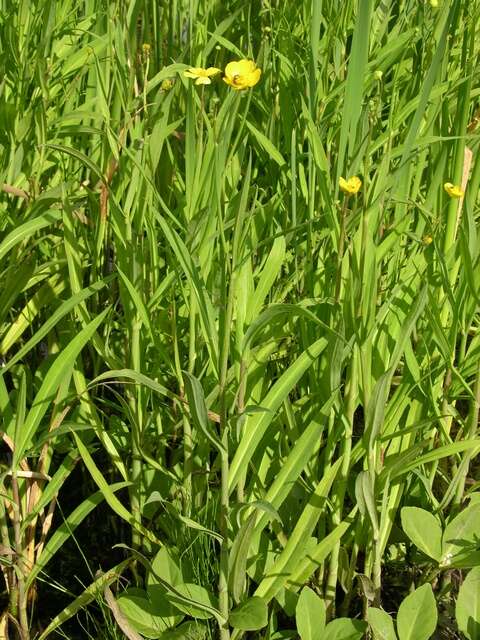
[339,176,362,195]
[444,182,464,198]
[184,67,204,77]
[205,67,221,77]
[224,59,261,90]
[183,66,221,84]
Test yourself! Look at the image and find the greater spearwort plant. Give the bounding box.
[0,2,479,640]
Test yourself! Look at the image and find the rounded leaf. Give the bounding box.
[441,503,480,567]
[296,586,326,640]
[117,588,170,639]
[323,618,367,640]
[166,583,218,620]
[368,607,397,640]
[229,596,268,630]
[149,547,183,587]
[456,566,480,640]
[401,507,442,561]
[397,584,437,640]
[160,621,207,640]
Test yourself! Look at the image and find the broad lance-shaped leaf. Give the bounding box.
[256,458,342,601]
[401,507,442,561]
[1,278,113,373]
[287,508,357,589]
[13,306,111,466]
[25,481,128,590]
[229,597,268,631]
[229,500,282,605]
[367,607,397,640]
[396,584,437,640]
[0,209,62,261]
[73,433,162,547]
[245,121,286,167]
[247,235,286,323]
[355,471,379,539]
[37,559,131,640]
[295,587,326,640]
[252,394,336,540]
[456,566,480,640]
[155,213,219,374]
[229,337,328,493]
[183,372,225,453]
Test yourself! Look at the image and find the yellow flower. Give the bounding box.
[444,182,464,198]
[339,176,362,195]
[422,234,433,245]
[183,67,221,85]
[223,59,262,90]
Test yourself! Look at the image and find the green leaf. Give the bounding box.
[162,502,223,543]
[401,507,442,561]
[336,0,373,181]
[397,584,437,640]
[247,236,286,323]
[245,121,286,167]
[45,143,104,182]
[155,214,219,373]
[229,597,268,631]
[166,583,219,621]
[456,566,480,640]
[256,458,342,601]
[1,278,113,373]
[229,337,328,493]
[159,622,207,640]
[368,607,397,640]
[323,618,367,640]
[229,513,256,603]
[229,500,281,603]
[148,547,183,588]
[117,588,171,639]
[288,508,357,589]
[355,471,379,539]
[73,433,162,547]
[26,481,129,589]
[13,306,110,466]
[146,547,185,625]
[295,587,326,640]
[183,372,225,453]
[441,503,480,567]
[0,209,62,261]
[37,560,131,640]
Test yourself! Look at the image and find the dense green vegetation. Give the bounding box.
[0,0,479,638]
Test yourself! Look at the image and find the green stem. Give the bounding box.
[218,234,235,640]
[325,348,358,619]
[335,198,349,303]
[11,472,29,640]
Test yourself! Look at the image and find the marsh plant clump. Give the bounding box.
[0,1,479,639]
